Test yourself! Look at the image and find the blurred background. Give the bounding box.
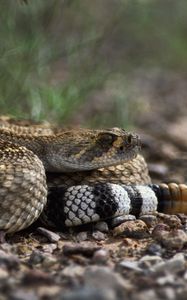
[1,0,187,130]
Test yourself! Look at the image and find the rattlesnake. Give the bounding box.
[0,117,187,235]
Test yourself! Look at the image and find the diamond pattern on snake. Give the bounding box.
[0,116,186,235]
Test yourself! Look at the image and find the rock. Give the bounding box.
[94,221,109,233]
[146,243,164,256]
[61,287,116,300]
[156,214,182,229]
[150,253,186,276]
[110,215,136,228]
[63,243,101,258]
[140,214,158,228]
[92,249,109,265]
[84,266,128,298]
[161,230,187,250]
[36,227,61,242]
[29,250,44,265]
[152,224,170,241]
[156,274,176,286]
[42,243,57,253]
[177,214,187,232]
[113,220,150,238]
[62,265,85,278]
[152,223,170,245]
[42,255,57,268]
[76,232,88,242]
[117,260,142,273]
[22,270,54,285]
[153,225,187,250]
[138,255,163,269]
[92,231,106,241]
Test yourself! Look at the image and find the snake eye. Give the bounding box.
[99,133,114,145]
[126,134,133,144]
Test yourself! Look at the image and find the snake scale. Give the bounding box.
[0,116,187,235]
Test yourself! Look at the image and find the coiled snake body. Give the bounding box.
[0,118,187,234]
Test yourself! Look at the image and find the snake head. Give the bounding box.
[42,128,141,172]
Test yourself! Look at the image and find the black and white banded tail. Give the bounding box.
[41,183,187,229]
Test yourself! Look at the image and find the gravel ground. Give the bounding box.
[1,212,187,300]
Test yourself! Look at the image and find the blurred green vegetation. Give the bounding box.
[0,0,187,127]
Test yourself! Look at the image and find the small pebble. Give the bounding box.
[36,227,61,242]
[94,221,109,233]
[63,243,100,257]
[153,225,187,250]
[110,214,136,228]
[84,266,127,298]
[62,287,116,300]
[42,243,57,253]
[139,255,163,269]
[42,255,57,268]
[76,232,88,242]
[118,260,142,273]
[162,230,187,250]
[113,220,150,238]
[156,213,182,228]
[150,253,186,276]
[92,231,106,241]
[176,213,187,225]
[156,274,176,286]
[146,243,163,256]
[92,249,109,264]
[22,269,54,285]
[29,250,44,265]
[152,223,170,241]
[62,265,85,278]
[140,214,158,227]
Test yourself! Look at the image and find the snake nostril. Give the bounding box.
[127,133,141,148]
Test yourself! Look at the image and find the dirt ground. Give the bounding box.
[1,71,187,300]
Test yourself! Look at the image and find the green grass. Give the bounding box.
[1,0,187,127]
